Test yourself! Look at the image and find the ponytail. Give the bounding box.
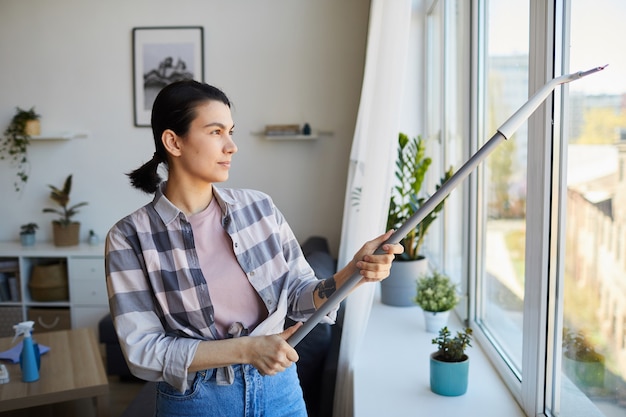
[126,152,163,194]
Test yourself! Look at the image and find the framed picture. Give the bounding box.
[132,26,204,127]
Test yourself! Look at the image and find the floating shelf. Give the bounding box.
[253,130,333,141]
[30,132,88,141]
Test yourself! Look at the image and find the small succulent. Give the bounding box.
[20,223,38,235]
[432,326,473,362]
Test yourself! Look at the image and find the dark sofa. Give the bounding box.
[100,236,342,417]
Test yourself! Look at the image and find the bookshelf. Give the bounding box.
[0,242,107,337]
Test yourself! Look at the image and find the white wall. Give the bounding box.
[0,0,370,254]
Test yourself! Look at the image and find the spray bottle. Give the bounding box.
[12,321,40,382]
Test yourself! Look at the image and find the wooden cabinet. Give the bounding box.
[0,242,107,337]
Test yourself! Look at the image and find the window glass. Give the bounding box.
[424,0,444,269]
[425,0,467,287]
[560,0,626,414]
[442,0,468,287]
[477,0,529,374]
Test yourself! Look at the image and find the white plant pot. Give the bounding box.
[423,310,450,333]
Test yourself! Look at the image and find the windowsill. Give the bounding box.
[353,287,526,417]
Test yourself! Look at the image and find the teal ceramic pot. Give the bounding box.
[430,352,469,396]
[20,233,35,247]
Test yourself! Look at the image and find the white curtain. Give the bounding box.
[332,1,412,416]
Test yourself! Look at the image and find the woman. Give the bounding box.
[105,80,402,416]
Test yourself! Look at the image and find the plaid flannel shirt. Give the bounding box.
[105,183,336,392]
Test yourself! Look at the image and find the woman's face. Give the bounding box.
[174,100,237,185]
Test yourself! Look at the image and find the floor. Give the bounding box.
[0,374,146,417]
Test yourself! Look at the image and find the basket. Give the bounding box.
[29,262,69,301]
[28,308,71,333]
[0,307,23,337]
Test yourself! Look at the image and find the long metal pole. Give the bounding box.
[288,65,606,347]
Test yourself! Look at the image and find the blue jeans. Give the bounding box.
[155,364,307,417]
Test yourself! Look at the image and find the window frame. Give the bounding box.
[466,1,563,416]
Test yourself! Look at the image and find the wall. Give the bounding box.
[0,0,370,254]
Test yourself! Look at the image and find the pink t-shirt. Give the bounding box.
[188,198,267,337]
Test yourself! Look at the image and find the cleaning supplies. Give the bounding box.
[12,321,40,382]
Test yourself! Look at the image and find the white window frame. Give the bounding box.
[467,1,563,416]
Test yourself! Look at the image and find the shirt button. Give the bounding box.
[249,271,255,276]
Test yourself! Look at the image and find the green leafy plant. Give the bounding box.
[1,106,41,192]
[432,326,473,362]
[386,132,454,260]
[20,222,38,235]
[563,328,604,363]
[42,174,88,227]
[415,271,459,312]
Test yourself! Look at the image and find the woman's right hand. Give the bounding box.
[244,322,302,376]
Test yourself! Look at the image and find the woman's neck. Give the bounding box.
[164,179,214,216]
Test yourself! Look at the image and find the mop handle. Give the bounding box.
[287,65,606,347]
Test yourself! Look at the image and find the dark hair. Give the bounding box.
[127,80,232,193]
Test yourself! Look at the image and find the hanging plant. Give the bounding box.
[0,106,41,192]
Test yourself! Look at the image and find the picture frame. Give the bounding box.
[132,26,204,127]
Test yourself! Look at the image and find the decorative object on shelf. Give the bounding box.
[562,327,606,390]
[19,223,38,247]
[0,107,41,192]
[415,271,459,332]
[381,132,454,306]
[302,123,312,135]
[133,26,204,127]
[28,262,69,301]
[264,124,302,136]
[42,174,88,247]
[88,229,99,246]
[430,326,473,396]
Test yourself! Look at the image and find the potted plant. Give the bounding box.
[415,271,459,332]
[381,132,454,306]
[88,229,99,246]
[1,106,41,192]
[42,174,88,247]
[562,328,605,390]
[19,222,38,247]
[430,326,473,396]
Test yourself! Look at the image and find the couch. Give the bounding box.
[99,236,342,417]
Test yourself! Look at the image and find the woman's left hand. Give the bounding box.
[353,230,404,283]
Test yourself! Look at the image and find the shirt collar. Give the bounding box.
[152,182,238,225]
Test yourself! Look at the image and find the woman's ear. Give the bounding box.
[161,129,182,157]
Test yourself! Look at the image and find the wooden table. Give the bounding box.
[0,327,109,416]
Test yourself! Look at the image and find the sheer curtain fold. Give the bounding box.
[332,1,412,416]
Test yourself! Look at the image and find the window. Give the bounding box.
[425,1,626,415]
[424,0,469,297]
[475,0,529,378]
[557,1,626,415]
[456,1,626,416]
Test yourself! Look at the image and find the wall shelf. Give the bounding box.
[252,130,333,141]
[30,132,88,141]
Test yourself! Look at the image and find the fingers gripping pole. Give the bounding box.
[287,65,606,347]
